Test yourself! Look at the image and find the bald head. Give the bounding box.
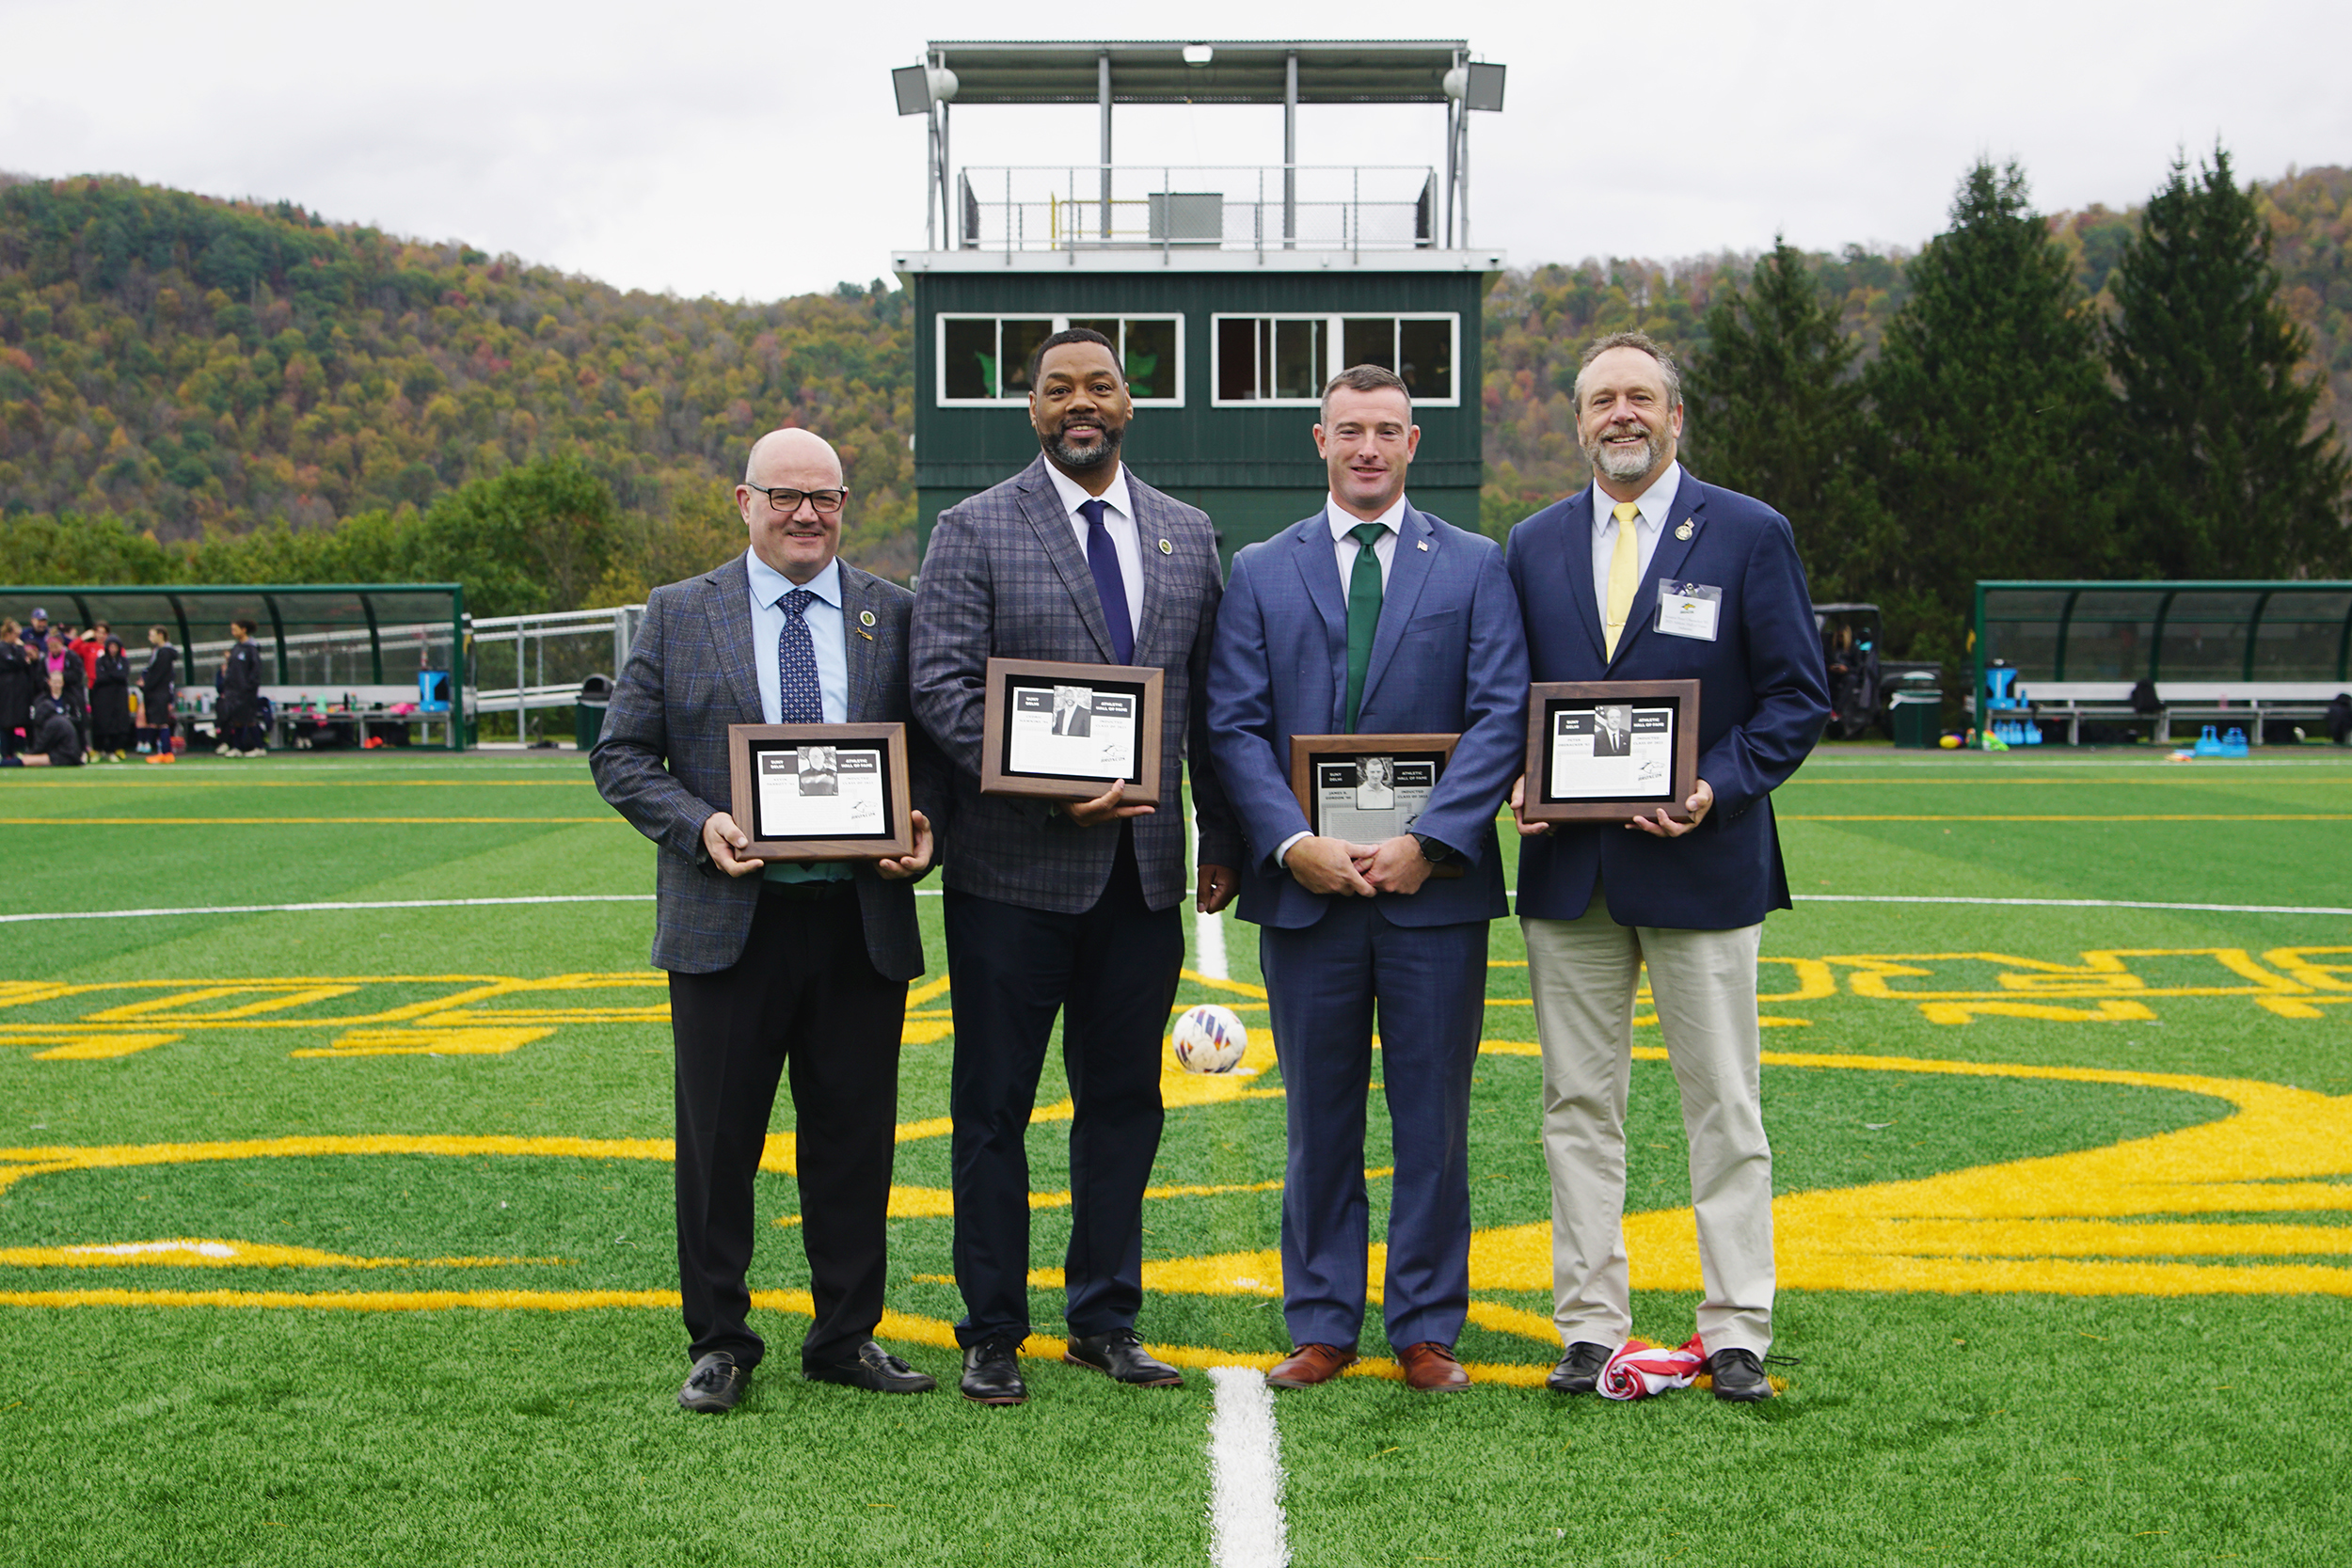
[738,427,849,584]
[745,427,842,487]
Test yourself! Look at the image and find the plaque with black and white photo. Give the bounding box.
[1287,733,1465,876]
[979,657,1164,805]
[1520,680,1700,824]
[725,721,914,861]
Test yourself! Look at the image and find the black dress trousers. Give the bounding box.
[666,880,907,1371]
[944,830,1184,1346]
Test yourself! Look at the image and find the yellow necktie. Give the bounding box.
[1603,500,1641,658]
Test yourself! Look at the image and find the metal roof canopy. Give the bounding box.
[895,39,1504,254]
[928,40,1470,104]
[1973,578,2352,693]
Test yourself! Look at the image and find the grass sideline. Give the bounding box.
[1,745,2348,1566]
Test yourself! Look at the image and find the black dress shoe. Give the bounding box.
[960,1335,1028,1404]
[1705,1347,1772,1402]
[1547,1341,1613,1395]
[1064,1327,1184,1387]
[678,1352,748,1413]
[803,1341,937,1395]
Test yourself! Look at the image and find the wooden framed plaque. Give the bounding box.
[1288,733,1465,876]
[1521,680,1702,824]
[726,721,914,862]
[979,657,1164,805]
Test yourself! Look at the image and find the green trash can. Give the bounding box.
[1889,673,1943,750]
[575,673,612,752]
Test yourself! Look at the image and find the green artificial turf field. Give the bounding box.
[2,746,2348,1566]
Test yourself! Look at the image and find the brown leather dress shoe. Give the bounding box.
[1396,1341,1471,1391]
[1266,1343,1359,1389]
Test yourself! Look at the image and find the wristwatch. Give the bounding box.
[1411,832,1454,864]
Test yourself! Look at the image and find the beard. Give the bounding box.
[1044,420,1123,471]
[1582,420,1667,483]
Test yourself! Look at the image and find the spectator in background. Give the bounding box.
[139,626,179,764]
[44,631,89,753]
[74,625,104,688]
[23,608,53,650]
[90,637,134,761]
[1,670,86,768]
[215,619,265,756]
[0,619,32,760]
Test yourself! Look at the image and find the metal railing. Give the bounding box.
[470,605,644,743]
[957,164,1438,255]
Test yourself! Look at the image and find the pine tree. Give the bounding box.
[1684,238,1879,596]
[1862,160,2123,672]
[2106,147,2352,577]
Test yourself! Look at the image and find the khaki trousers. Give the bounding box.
[1522,879,1774,1356]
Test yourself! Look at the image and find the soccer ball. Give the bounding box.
[1169,1004,1248,1074]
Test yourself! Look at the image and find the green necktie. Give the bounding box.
[1343,521,1386,733]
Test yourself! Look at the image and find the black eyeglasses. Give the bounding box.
[744,483,849,515]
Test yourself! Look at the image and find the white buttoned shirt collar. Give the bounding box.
[1324,490,1409,592]
[1590,460,1683,623]
[1043,460,1145,637]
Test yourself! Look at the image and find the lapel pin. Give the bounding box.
[1675,520,1694,541]
[859,610,876,627]
[1417,539,1430,551]
[1158,538,1173,555]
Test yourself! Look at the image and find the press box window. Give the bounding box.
[1210,314,1457,406]
[936,315,1184,406]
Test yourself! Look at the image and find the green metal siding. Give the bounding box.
[912,267,1487,557]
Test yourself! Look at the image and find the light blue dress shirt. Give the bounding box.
[743,549,851,884]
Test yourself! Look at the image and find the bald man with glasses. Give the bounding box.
[595,428,949,1414]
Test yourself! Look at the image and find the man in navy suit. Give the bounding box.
[1505,332,1829,1402]
[1209,366,1529,1393]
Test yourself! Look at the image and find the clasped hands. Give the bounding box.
[1285,834,1434,898]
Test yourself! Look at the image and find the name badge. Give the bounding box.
[1656,581,1721,641]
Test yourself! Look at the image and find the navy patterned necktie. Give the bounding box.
[776,588,823,723]
[1079,498,1136,665]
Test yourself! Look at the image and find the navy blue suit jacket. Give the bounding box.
[1506,475,1829,931]
[1209,502,1530,929]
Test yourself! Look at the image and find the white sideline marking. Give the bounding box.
[1207,1366,1289,1568]
[1793,895,2352,916]
[1195,908,1231,981]
[1500,892,2352,916]
[0,895,655,924]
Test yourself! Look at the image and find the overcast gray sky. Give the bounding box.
[4,0,2346,302]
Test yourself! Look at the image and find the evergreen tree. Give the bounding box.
[1684,238,1879,595]
[1862,160,2123,673]
[2106,146,2352,576]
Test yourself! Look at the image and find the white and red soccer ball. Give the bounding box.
[1169,1004,1248,1074]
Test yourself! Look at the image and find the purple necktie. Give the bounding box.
[1079,498,1135,665]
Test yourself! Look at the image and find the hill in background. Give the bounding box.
[3,166,2346,599]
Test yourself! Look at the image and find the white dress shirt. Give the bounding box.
[1043,461,1146,639]
[1276,491,1413,868]
[1590,461,1683,624]
[1325,489,1406,591]
[744,549,850,884]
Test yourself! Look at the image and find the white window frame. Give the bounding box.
[1208,311,1462,409]
[933,313,1186,407]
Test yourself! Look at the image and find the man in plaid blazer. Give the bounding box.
[594,428,948,1413]
[912,328,1243,1404]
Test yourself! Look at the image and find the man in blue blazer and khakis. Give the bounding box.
[913,328,1243,1405]
[1505,333,1829,1402]
[1208,365,1529,1392]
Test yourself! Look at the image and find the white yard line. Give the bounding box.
[0,895,655,924]
[1195,907,1232,980]
[1207,1366,1290,1568]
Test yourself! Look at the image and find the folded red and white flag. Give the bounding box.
[1598,1334,1708,1401]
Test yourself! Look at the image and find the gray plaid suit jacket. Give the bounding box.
[912,455,1242,913]
[591,552,945,979]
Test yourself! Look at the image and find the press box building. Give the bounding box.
[890,40,1507,560]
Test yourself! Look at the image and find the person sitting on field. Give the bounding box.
[3,671,86,768]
